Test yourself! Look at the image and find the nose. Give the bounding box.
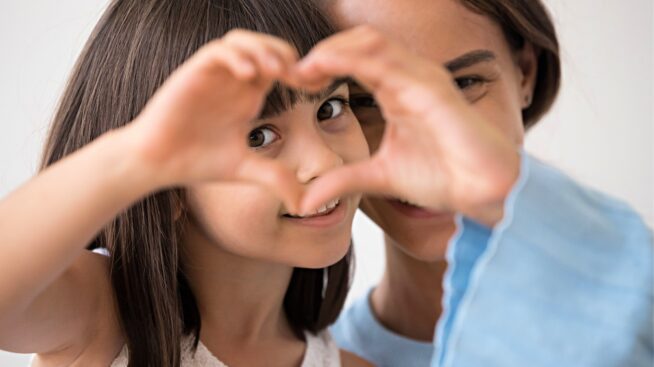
[295,131,344,185]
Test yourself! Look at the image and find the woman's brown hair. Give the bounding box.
[39,1,351,366]
[460,0,561,129]
[316,0,561,129]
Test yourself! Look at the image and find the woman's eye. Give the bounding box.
[248,126,279,149]
[454,76,490,102]
[454,76,484,90]
[317,98,348,121]
[350,95,378,109]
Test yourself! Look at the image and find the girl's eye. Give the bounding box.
[248,126,279,149]
[317,98,348,121]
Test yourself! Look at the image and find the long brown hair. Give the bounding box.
[39,1,351,366]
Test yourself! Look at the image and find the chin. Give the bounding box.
[362,198,457,262]
[289,236,353,269]
[390,221,457,261]
[396,236,451,261]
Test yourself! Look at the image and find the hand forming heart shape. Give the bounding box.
[127,26,521,225]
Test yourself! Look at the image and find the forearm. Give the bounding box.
[0,126,157,323]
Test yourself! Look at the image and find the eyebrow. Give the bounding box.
[255,78,351,121]
[444,50,497,73]
[301,77,352,103]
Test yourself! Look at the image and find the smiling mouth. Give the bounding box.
[282,198,341,219]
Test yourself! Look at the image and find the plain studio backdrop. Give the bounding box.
[1,0,652,365]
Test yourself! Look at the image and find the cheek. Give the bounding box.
[474,85,525,145]
[353,109,386,154]
[330,117,373,163]
[188,184,281,254]
[361,122,385,154]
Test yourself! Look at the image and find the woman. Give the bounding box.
[296,0,653,366]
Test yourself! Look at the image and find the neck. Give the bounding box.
[370,234,447,342]
[182,220,296,346]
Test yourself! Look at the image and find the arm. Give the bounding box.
[0,30,303,355]
[0,129,154,353]
[434,152,654,367]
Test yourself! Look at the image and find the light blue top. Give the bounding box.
[434,151,653,366]
[333,151,653,367]
[331,288,434,367]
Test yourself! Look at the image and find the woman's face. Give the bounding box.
[329,0,537,260]
[185,83,369,268]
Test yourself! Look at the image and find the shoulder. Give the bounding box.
[510,152,652,242]
[34,250,123,367]
[331,289,377,350]
[331,290,371,334]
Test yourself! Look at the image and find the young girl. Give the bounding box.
[0,0,371,366]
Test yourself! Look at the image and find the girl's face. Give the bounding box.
[184,83,369,268]
[330,0,537,260]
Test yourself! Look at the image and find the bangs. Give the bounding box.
[205,0,337,118]
[260,77,352,119]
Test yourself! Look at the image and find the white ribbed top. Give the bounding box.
[110,330,340,367]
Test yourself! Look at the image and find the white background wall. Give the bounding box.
[1,0,652,365]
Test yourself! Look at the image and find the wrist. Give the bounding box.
[96,126,167,198]
[459,148,521,227]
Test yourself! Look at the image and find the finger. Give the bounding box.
[195,41,258,80]
[283,75,334,93]
[300,159,395,215]
[235,156,304,214]
[303,25,377,60]
[296,28,423,95]
[224,31,299,79]
[296,49,399,94]
[224,42,283,79]
[228,30,300,67]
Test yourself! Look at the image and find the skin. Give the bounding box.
[181,80,369,366]
[296,0,538,342]
[0,31,371,366]
[182,85,368,365]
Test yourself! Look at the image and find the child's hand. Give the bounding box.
[126,30,303,211]
[295,26,521,225]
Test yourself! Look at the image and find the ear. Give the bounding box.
[514,42,539,109]
[173,191,185,222]
[174,203,183,222]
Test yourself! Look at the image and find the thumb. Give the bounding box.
[236,156,304,214]
[300,159,393,214]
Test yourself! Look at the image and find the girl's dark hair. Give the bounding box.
[39,1,351,366]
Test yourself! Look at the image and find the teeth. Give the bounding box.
[312,198,340,215]
[286,198,340,218]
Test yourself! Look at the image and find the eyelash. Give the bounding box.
[249,96,352,150]
[454,75,488,90]
[349,95,378,108]
[249,124,280,150]
[322,96,351,117]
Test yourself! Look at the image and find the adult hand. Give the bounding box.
[126,30,304,212]
[294,26,521,226]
